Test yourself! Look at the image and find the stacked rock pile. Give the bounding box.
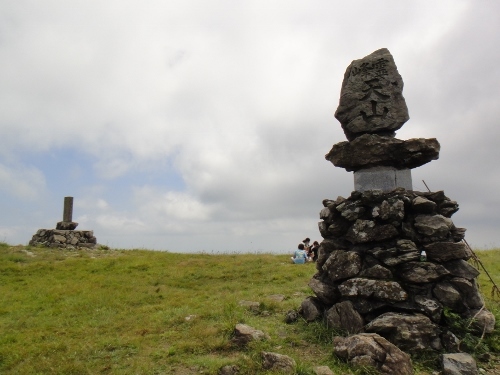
[300,49,495,360]
[29,196,97,249]
[29,229,97,249]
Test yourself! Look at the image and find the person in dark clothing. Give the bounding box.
[310,241,320,262]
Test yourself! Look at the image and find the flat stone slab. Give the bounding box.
[354,167,412,192]
[325,134,440,171]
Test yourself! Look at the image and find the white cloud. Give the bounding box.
[0,163,46,200]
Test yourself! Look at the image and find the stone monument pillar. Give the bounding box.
[57,196,78,230]
[325,48,439,192]
[300,48,495,361]
[29,196,97,249]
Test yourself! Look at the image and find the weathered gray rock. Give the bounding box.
[381,251,421,267]
[334,48,409,141]
[433,282,464,312]
[333,333,413,375]
[238,300,260,312]
[372,198,405,222]
[345,219,398,244]
[56,221,78,230]
[284,310,299,324]
[424,242,472,262]
[338,278,408,302]
[441,331,461,353]
[231,324,269,347]
[412,196,437,213]
[358,264,393,279]
[322,250,362,281]
[327,220,351,237]
[299,297,323,322]
[365,312,442,351]
[398,261,450,283]
[414,295,443,323]
[29,229,97,249]
[439,199,460,218]
[261,352,296,373]
[326,134,440,171]
[441,353,478,375]
[450,278,484,309]
[313,366,334,375]
[465,308,496,334]
[414,214,453,239]
[325,301,364,333]
[443,259,480,279]
[336,201,366,221]
[308,277,339,305]
[218,365,240,375]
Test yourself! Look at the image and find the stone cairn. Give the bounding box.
[29,196,97,249]
[300,49,495,367]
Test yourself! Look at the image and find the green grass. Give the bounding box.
[1,244,500,374]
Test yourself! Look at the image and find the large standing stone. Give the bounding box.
[334,48,409,141]
[333,333,413,375]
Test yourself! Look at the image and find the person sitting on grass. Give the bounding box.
[291,243,308,264]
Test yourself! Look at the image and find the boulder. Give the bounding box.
[333,333,413,375]
[218,365,240,375]
[345,220,399,244]
[308,277,339,305]
[325,301,364,333]
[358,264,393,279]
[397,261,450,283]
[322,250,362,281]
[414,295,443,323]
[231,324,269,347]
[441,353,478,375]
[414,214,453,239]
[299,297,323,322]
[433,282,465,312]
[338,278,408,302]
[261,352,296,374]
[465,308,496,334]
[412,196,437,214]
[364,312,442,351]
[449,278,484,310]
[442,259,480,280]
[424,242,472,262]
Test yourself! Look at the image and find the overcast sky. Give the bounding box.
[1,1,499,253]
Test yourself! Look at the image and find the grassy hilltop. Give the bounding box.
[1,242,500,374]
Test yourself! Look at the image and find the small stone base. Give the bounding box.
[29,229,97,249]
[354,167,412,192]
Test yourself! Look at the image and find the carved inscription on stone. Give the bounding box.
[335,48,409,141]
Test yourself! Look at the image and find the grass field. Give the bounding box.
[1,242,500,374]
